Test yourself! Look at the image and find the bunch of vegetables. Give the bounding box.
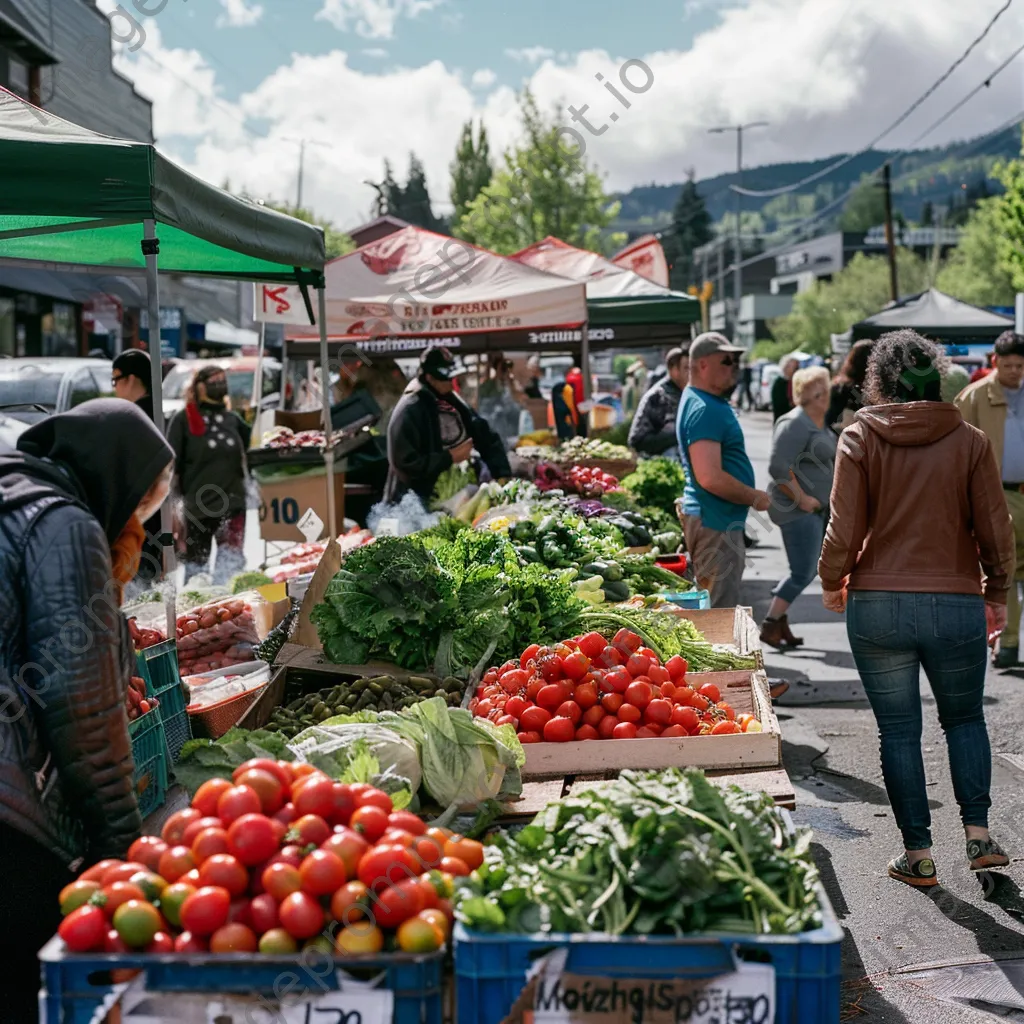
[454,479,539,523]
[620,457,687,517]
[553,437,634,463]
[508,512,623,570]
[431,462,477,509]
[229,571,272,594]
[177,599,259,677]
[470,629,760,744]
[56,769,463,957]
[573,554,686,604]
[566,463,619,497]
[128,617,166,651]
[260,427,343,450]
[125,675,159,721]
[455,768,821,937]
[265,675,465,737]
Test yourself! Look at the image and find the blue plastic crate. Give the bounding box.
[37,937,444,1024]
[664,589,712,610]
[136,640,191,761]
[453,883,843,1024]
[127,707,167,820]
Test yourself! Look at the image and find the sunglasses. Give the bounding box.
[111,374,125,386]
[718,355,738,368]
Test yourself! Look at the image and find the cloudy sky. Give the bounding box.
[98,0,1024,231]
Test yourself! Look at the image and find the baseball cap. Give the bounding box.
[689,332,745,360]
[420,346,467,380]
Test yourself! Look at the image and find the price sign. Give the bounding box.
[298,507,325,543]
[203,989,392,1024]
[529,951,774,1024]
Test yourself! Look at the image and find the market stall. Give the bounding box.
[851,287,1013,344]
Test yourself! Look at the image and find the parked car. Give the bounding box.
[0,357,114,426]
[0,411,27,448]
[161,356,283,425]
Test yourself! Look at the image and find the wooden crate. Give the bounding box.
[521,669,780,779]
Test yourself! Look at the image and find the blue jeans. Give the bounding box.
[847,591,991,850]
[772,513,825,604]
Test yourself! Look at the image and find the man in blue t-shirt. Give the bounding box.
[677,333,770,608]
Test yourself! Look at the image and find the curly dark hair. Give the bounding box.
[863,330,948,406]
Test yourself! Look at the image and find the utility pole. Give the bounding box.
[882,162,899,302]
[283,137,331,211]
[710,121,768,346]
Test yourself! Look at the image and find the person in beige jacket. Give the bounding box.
[956,331,1024,667]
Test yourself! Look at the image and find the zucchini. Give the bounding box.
[601,580,631,603]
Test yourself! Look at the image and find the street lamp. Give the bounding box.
[708,121,769,345]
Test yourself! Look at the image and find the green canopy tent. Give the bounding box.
[0,87,329,627]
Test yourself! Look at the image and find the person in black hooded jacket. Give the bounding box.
[384,347,510,504]
[0,400,173,1019]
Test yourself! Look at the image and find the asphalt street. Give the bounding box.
[740,409,1024,1023]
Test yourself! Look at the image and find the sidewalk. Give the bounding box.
[740,409,1024,1023]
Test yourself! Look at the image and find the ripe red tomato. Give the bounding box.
[661,724,687,737]
[636,726,660,738]
[191,826,229,865]
[665,654,688,680]
[80,859,121,884]
[105,928,129,954]
[672,685,696,706]
[180,886,231,937]
[174,931,208,953]
[192,777,234,818]
[300,850,348,896]
[161,808,202,845]
[582,705,605,727]
[519,644,540,669]
[157,846,196,884]
[671,706,701,732]
[279,891,325,940]
[625,680,653,710]
[272,803,298,827]
[127,836,168,874]
[182,816,225,847]
[536,684,566,710]
[601,692,624,714]
[249,893,280,934]
[289,814,332,847]
[262,862,303,901]
[598,645,625,668]
[354,788,393,813]
[210,923,258,953]
[577,632,606,659]
[645,698,673,725]
[504,695,529,721]
[711,721,742,735]
[537,654,565,682]
[234,769,285,815]
[597,715,618,739]
[647,665,671,686]
[573,682,599,709]
[198,854,248,897]
[388,810,426,836]
[542,715,575,743]
[322,828,371,877]
[617,703,641,724]
[519,705,551,731]
[625,653,651,678]
[59,905,107,952]
[716,702,736,721]
[603,668,631,693]
[97,882,146,920]
[292,776,335,819]
[525,678,545,702]
[612,721,638,739]
[500,668,529,694]
[555,700,582,724]
[234,758,291,789]
[357,844,419,891]
[574,724,599,741]
[226,813,278,866]
[350,805,389,843]
[217,785,262,826]
[517,730,542,743]
[145,931,174,954]
[371,878,424,929]
[699,682,722,704]
[101,862,149,886]
[690,694,712,713]
[562,651,590,680]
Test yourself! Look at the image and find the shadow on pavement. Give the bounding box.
[840,923,917,1023]
[924,884,1024,958]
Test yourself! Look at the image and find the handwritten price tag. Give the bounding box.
[200,989,393,1024]
[298,506,325,543]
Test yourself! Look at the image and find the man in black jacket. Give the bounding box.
[385,347,511,504]
[628,346,688,458]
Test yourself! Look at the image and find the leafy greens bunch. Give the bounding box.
[457,768,821,937]
[620,457,687,517]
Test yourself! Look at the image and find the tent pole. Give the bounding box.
[317,286,337,545]
[142,219,177,641]
[251,321,266,447]
[580,318,592,401]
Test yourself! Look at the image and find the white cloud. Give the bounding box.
[505,46,556,64]
[471,68,497,89]
[217,0,264,28]
[362,47,389,58]
[316,0,443,40]
[109,0,1024,232]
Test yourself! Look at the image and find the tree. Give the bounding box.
[368,155,445,232]
[920,200,934,227]
[769,250,931,355]
[837,173,887,232]
[936,196,1015,306]
[662,171,713,289]
[454,90,624,255]
[450,121,493,225]
[262,201,354,260]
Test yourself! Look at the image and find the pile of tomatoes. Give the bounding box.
[56,762,482,959]
[469,628,763,743]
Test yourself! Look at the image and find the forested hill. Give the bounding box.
[614,124,1021,235]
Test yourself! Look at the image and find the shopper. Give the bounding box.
[771,358,799,421]
[761,367,837,649]
[112,349,163,586]
[677,332,770,608]
[566,357,588,437]
[167,363,251,584]
[956,331,1024,668]
[628,346,688,458]
[826,340,872,432]
[820,330,1014,888]
[0,400,173,1019]
[385,347,510,505]
[941,364,971,404]
[524,355,543,399]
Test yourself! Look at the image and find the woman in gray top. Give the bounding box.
[761,367,838,649]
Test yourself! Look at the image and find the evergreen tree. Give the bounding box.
[401,153,443,231]
[920,200,934,227]
[450,121,493,224]
[663,171,713,289]
[838,174,887,232]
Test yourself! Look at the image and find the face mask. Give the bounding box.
[204,380,228,401]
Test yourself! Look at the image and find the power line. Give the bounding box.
[732,0,1015,198]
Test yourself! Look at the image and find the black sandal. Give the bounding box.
[967,837,1010,871]
[888,853,938,888]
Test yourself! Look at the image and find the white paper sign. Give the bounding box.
[298,507,325,543]
[205,988,393,1024]
[255,283,314,325]
[531,952,774,1024]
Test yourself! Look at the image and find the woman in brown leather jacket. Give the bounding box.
[819,330,1015,888]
